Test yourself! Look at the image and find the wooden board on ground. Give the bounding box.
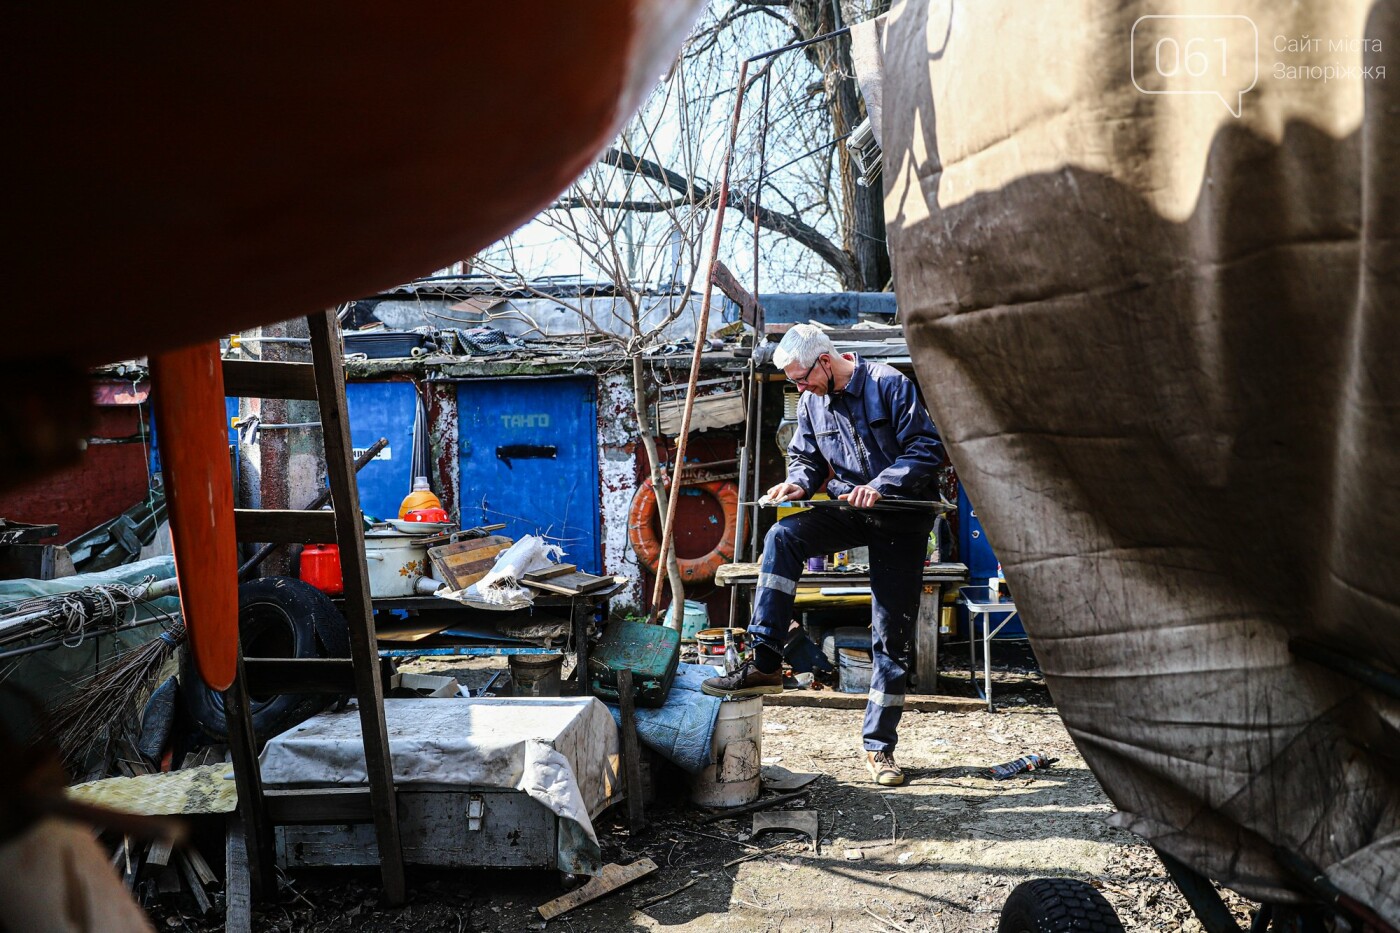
[428,535,512,590]
[537,858,658,920]
[523,568,615,596]
[375,618,458,643]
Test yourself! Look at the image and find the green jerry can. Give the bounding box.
[588,620,680,708]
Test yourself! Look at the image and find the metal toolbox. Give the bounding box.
[588,620,680,708]
[276,785,559,869]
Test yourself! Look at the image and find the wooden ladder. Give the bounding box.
[221,310,405,912]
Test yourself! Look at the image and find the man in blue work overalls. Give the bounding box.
[703,324,944,786]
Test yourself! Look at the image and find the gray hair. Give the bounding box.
[772,324,835,370]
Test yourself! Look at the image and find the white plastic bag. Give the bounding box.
[468,535,565,606]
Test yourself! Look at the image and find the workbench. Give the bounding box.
[715,562,968,694]
[340,580,627,697]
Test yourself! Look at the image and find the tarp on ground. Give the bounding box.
[871,0,1400,922]
[0,556,179,751]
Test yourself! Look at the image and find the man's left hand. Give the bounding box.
[839,485,883,508]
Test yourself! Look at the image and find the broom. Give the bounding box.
[45,621,187,774]
[38,576,185,772]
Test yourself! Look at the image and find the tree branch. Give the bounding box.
[600,148,858,289]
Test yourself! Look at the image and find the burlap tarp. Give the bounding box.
[873,0,1400,921]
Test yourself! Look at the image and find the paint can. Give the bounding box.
[696,627,748,660]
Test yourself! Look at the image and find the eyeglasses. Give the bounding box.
[788,358,822,387]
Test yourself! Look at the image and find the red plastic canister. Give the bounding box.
[300,543,343,596]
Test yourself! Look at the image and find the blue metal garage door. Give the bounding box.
[456,377,601,573]
[345,381,419,522]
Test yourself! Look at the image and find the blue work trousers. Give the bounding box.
[749,506,935,752]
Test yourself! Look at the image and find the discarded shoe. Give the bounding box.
[865,749,905,786]
[701,659,783,698]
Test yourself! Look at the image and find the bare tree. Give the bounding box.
[473,67,715,630]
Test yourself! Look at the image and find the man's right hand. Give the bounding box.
[763,483,805,504]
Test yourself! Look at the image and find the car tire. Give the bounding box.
[182,576,349,744]
[998,878,1126,933]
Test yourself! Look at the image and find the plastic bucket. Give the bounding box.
[509,653,564,697]
[696,627,749,659]
[689,695,763,807]
[838,648,873,694]
[681,600,709,641]
[822,626,871,667]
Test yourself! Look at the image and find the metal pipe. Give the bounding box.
[237,436,388,580]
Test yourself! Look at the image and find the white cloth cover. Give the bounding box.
[260,698,620,874]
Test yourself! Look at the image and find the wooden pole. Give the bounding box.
[649,57,751,617]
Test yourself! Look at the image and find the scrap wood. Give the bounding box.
[864,906,911,932]
[428,535,513,590]
[146,837,173,867]
[722,839,796,868]
[676,827,764,851]
[522,568,616,596]
[375,618,457,643]
[537,858,658,920]
[183,844,217,886]
[698,789,810,824]
[636,878,698,909]
[176,852,213,914]
[522,563,577,582]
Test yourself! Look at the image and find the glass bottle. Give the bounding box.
[723,629,740,674]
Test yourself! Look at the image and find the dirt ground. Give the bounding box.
[148,651,1257,932]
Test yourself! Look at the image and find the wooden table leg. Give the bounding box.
[572,597,592,697]
[616,669,648,833]
[914,583,941,695]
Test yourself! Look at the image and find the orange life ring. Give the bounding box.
[627,478,738,584]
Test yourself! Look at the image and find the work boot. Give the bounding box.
[701,659,783,698]
[865,749,905,786]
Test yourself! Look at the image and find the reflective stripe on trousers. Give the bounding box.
[747,506,934,752]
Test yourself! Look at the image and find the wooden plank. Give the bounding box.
[537,858,658,920]
[915,584,942,696]
[715,561,970,586]
[307,309,405,906]
[522,563,577,583]
[523,570,615,597]
[222,359,319,401]
[243,657,356,694]
[183,844,217,886]
[374,618,458,643]
[146,837,174,867]
[177,851,214,914]
[266,787,373,824]
[224,658,271,902]
[428,536,511,590]
[762,690,985,713]
[225,815,252,933]
[233,508,338,544]
[617,670,647,834]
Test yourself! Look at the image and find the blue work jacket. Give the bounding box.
[785,355,944,500]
